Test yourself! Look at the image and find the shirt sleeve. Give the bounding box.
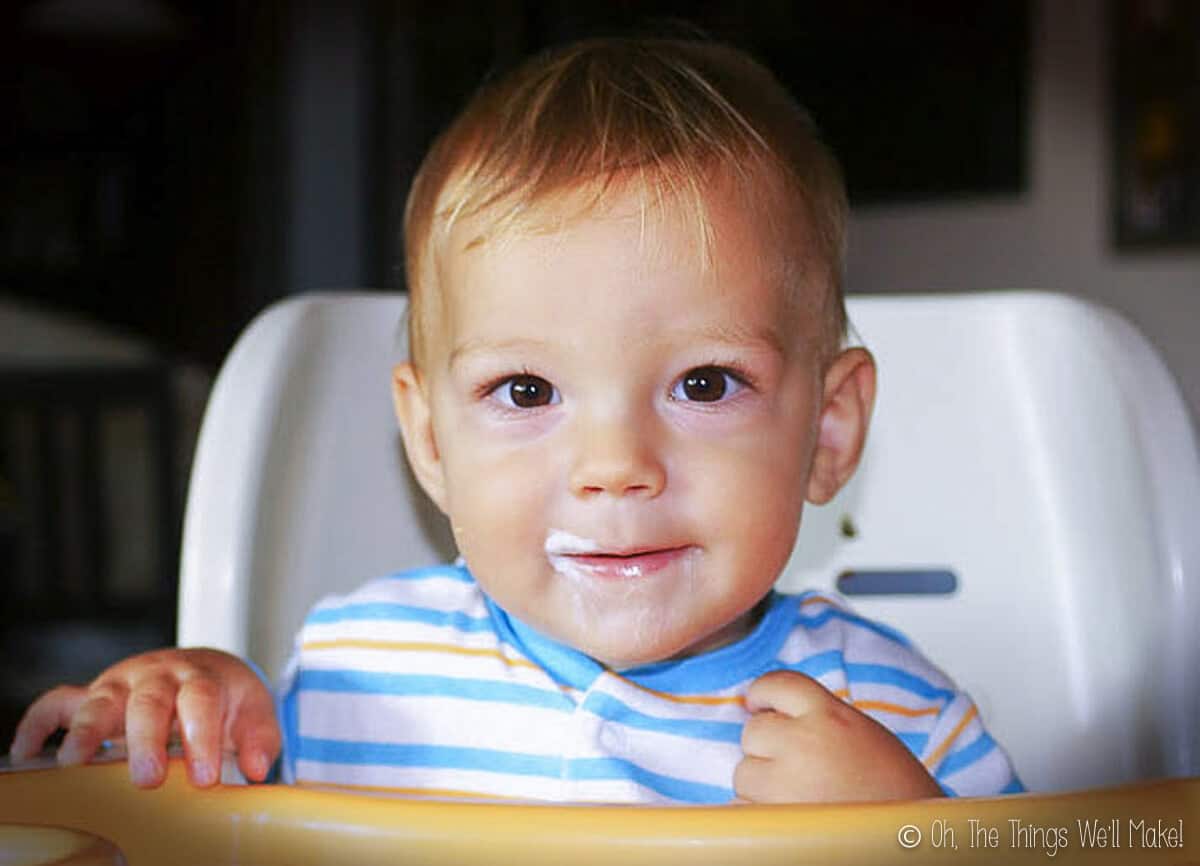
[273,645,302,785]
[810,592,1025,797]
[919,691,1025,796]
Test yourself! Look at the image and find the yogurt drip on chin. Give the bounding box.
[543,528,702,665]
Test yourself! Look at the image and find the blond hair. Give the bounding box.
[403,37,848,366]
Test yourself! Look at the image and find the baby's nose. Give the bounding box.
[568,418,666,499]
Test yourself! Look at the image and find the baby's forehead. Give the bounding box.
[432,189,818,341]
[408,170,835,369]
[444,169,810,277]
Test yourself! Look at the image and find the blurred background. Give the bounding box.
[1,0,1197,749]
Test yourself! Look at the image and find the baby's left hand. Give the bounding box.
[734,670,944,803]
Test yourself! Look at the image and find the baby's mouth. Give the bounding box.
[547,545,696,580]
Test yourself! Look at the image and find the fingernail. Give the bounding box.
[191,759,215,786]
[252,748,273,777]
[247,751,267,780]
[131,755,160,786]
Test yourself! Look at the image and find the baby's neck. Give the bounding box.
[664,593,773,663]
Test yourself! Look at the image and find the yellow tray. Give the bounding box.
[0,760,1196,865]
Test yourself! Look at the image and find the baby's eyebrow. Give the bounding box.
[677,321,787,357]
[448,323,786,371]
[449,337,548,369]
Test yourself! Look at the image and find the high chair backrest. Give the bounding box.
[178,291,1200,794]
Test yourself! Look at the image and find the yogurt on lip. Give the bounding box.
[544,529,604,557]
[545,529,606,582]
[544,528,694,581]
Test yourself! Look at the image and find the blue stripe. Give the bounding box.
[306,602,495,631]
[781,649,845,680]
[1000,775,1026,794]
[797,605,913,648]
[935,731,997,777]
[296,739,733,804]
[581,692,743,744]
[487,597,603,692]
[297,738,563,777]
[567,757,732,803]
[844,663,955,702]
[621,592,796,693]
[894,731,930,758]
[296,669,573,712]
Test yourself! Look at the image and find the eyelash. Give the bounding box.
[474,368,536,402]
[669,362,756,404]
[691,360,756,390]
[474,361,758,409]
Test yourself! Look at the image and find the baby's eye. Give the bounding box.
[490,374,560,409]
[670,366,745,403]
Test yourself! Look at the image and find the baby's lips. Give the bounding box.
[543,527,690,558]
[550,545,697,579]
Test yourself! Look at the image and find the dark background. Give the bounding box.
[2,0,1029,369]
[0,0,1029,749]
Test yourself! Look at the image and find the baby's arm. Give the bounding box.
[8,648,280,789]
[733,670,943,803]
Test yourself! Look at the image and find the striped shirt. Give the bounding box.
[278,563,1023,803]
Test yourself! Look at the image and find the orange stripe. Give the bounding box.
[800,595,839,608]
[923,704,978,770]
[301,639,542,671]
[829,688,940,718]
[851,699,941,719]
[303,635,940,719]
[302,639,940,718]
[621,678,745,706]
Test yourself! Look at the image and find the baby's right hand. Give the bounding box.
[7,648,280,789]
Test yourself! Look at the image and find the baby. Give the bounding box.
[10,37,1022,804]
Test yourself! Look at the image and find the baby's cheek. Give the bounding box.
[450,459,546,556]
[725,441,804,511]
[722,459,804,571]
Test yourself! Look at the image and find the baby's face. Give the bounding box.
[398,183,847,669]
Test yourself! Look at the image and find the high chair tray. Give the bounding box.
[0,760,1194,865]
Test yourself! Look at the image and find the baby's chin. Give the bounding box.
[573,622,733,672]
[545,618,675,670]
[602,621,765,672]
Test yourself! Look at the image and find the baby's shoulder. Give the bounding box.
[297,562,492,642]
[772,590,957,696]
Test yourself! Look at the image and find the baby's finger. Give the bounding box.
[175,675,227,787]
[731,755,780,804]
[743,670,831,718]
[739,709,792,759]
[228,693,282,783]
[57,683,130,766]
[9,686,88,761]
[123,674,180,788]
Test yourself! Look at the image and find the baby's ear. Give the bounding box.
[806,348,877,505]
[391,363,448,513]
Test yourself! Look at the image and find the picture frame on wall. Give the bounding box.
[1113,0,1200,249]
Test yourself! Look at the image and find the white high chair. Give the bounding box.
[178,290,1200,795]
